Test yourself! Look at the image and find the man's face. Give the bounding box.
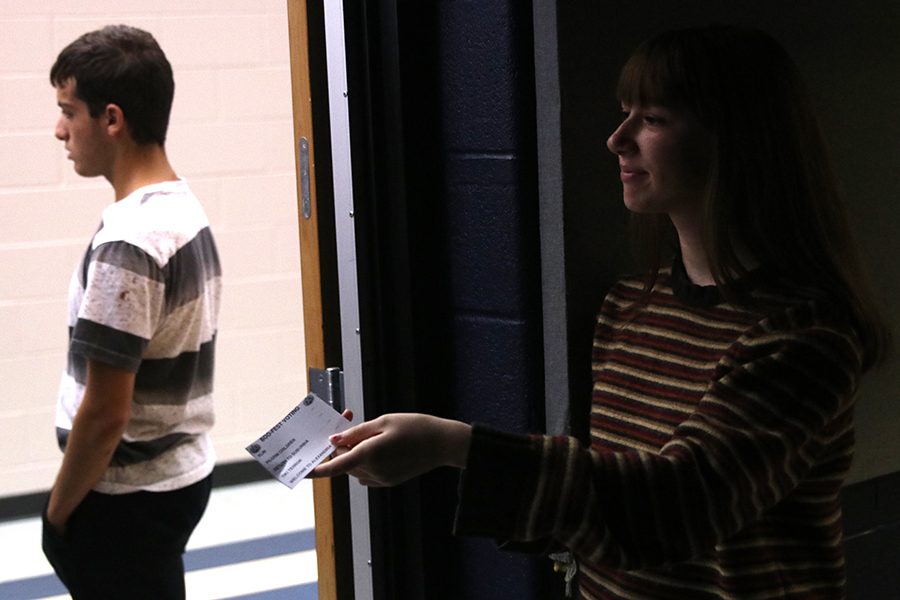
[55,79,113,178]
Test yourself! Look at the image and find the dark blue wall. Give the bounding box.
[437,3,549,598]
[393,1,556,598]
[434,0,544,440]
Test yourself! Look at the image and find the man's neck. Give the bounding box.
[108,143,178,201]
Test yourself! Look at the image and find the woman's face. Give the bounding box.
[607,104,712,223]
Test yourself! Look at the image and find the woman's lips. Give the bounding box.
[619,168,648,183]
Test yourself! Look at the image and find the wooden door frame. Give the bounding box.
[286,1,338,598]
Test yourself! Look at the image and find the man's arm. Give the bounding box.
[46,359,134,532]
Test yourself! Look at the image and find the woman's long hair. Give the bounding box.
[618,25,889,369]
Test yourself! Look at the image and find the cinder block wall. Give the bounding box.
[0,1,306,497]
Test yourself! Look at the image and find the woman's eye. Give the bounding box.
[643,115,662,125]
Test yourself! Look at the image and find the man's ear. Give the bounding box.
[104,104,127,137]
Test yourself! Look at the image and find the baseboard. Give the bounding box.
[842,470,900,599]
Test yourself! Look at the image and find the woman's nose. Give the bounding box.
[607,121,633,155]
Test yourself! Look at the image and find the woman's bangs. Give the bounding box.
[616,45,687,109]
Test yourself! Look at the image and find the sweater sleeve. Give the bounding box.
[454,426,598,555]
[453,306,863,570]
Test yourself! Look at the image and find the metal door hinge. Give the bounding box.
[309,367,345,412]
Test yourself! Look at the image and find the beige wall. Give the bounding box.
[0,1,307,496]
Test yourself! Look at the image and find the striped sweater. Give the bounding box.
[56,179,222,494]
[455,263,862,599]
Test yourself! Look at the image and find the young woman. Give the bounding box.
[312,25,889,599]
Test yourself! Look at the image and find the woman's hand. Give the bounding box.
[310,413,472,487]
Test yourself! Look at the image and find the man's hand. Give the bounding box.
[47,359,134,532]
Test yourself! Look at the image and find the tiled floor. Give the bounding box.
[0,479,318,599]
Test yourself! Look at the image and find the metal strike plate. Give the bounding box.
[309,366,344,412]
[299,137,311,220]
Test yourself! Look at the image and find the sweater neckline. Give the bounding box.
[671,256,723,307]
[670,256,766,308]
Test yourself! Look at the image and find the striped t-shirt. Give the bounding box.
[455,262,862,599]
[56,179,222,494]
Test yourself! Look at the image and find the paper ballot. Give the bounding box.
[246,393,350,489]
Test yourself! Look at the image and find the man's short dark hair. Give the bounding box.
[50,25,174,146]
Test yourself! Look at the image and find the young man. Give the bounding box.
[43,25,222,599]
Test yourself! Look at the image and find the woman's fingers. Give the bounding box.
[309,447,359,478]
[329,415,387,448]
[308,414,471,487]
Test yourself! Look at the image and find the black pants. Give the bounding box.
[41,475,213,600]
